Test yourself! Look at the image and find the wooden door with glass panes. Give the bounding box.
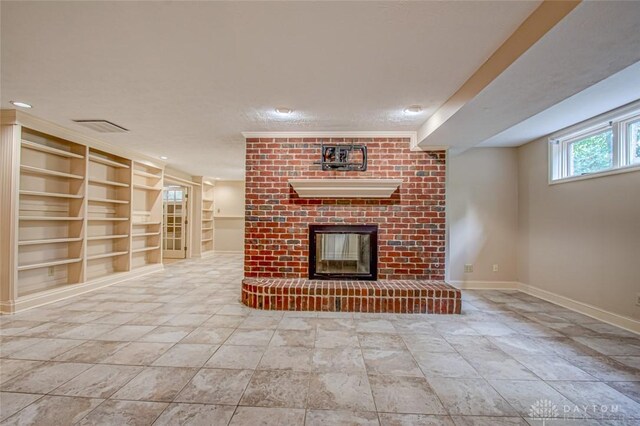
[163,186,188,259]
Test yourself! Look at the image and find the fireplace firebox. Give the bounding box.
[309,225,378,280]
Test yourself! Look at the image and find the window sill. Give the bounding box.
[549,163,640,185]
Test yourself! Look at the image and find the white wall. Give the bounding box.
[213,181,244,252]
[447,148,519,284]
[517,138,640,321]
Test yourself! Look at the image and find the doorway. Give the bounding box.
[163,185,188,259]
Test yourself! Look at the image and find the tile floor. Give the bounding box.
[0,254,639,425]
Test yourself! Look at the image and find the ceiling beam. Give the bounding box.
[416,0,580,150]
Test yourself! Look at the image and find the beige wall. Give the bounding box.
[214,180,245,217]
[517,138,640,321]
[447,148,519,283]
[214,181,244,252]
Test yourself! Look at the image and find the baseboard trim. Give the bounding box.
[448,280,639,334]
[517,282,640,335]
[448,280,520,290]
[1,264,163,314]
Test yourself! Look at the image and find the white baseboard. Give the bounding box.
[1,264,163,314]
[448,280,519,290]
[517,282,640,335]
[447,279,639,334]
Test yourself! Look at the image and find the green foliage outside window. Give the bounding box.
[570,130,613,175]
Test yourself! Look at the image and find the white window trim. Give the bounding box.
[620,114,640,165]
[548,99,640,185]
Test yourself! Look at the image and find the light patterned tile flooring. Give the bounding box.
[0,254,639,425]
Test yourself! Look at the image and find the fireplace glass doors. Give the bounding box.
[309,225,377,280]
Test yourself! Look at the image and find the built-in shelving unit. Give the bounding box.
[201,181,215,254]
[16,128,87,297]
[86,149,132,281]
[1,110,169,313]
[131,162,163,269]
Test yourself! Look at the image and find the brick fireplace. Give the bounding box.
[241,137,461,314]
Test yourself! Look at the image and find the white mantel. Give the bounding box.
[288,179,403,198]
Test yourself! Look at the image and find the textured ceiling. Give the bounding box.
[1,1,540,179]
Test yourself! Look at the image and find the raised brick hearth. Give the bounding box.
[242,278,461,314]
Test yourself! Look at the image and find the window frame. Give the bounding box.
[621,114,640,165]
[549,100,640,184]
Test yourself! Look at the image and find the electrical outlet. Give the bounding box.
[464,264,473,273]
[492,264,499,272]
[48,266,55,277]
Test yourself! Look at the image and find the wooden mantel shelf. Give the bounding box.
[288,178,402,198]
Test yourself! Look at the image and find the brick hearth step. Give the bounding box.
[241,278,461,314]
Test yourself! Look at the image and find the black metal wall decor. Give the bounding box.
[316,143,367,171]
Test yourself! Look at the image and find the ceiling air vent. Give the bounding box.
[72,119,129,133]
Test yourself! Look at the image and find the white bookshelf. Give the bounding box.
[16,128,86,296]
[201,181,215,254]
[1,109,167,313]
[131,162,163,269]
[86,149,132,281]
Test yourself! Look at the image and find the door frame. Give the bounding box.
[163,178,195,260]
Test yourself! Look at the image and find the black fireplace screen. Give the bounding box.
[309,225,378,280]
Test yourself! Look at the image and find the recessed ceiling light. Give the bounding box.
[160,156,168,160]
[403,105,423,115]
[10,101,32,109]
[275,107,293,115]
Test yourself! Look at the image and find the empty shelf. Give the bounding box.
[132,232,161,237]
[19,216,83,221]
[18,237,83,246]
[18,257,82,271]
[21,165,84,180]
[87,234,129,241]
[132,246,160,253]
[22,140,85,159]
[133,161,162,171]
[89,197,130,204]
[202,218,213,222]
[133,169,161,178]
[201,227,213,231]
[87,251,129,260]
[20,190,83,199]
[132,221,161,225]
[89,154,130,168]
[133,183,162,191]
[89,178,130,188]
[202,238,213,243]
[88,217,129,221]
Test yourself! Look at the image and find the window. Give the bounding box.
[627,118,640,164]
[550,100,640,182]
[567,127,613,177]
